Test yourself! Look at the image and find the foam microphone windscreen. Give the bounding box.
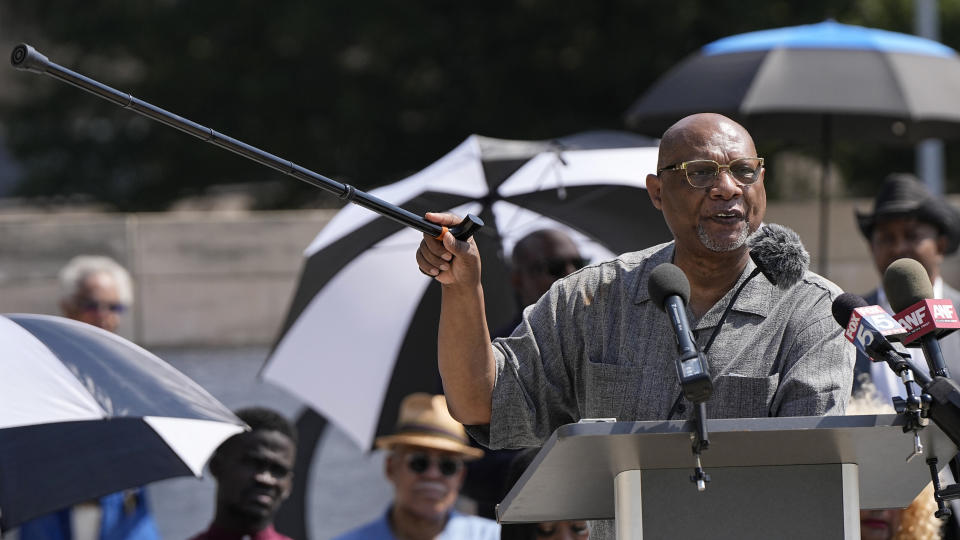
[883,258,935,313]
[747,223,809,289]
[648,263,691,310]
[831,292,869,328]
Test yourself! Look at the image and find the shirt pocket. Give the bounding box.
[709,373,780,418]
[583,360,656,420]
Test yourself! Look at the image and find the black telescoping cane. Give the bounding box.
[9,43,483,241]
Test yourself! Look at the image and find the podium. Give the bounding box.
[497,415,958,539]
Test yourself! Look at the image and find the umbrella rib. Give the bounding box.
[499,184,629,252]
[878,50,912,116]
[498,152,568,234]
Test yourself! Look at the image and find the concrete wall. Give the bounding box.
[766,197,960,294]
[0,209,335,346]
[1,199,959,347]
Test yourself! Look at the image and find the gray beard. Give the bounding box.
[697,220,750,252]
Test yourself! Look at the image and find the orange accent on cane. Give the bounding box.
[435,226,448,240]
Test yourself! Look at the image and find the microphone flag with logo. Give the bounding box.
[884,258,960,378]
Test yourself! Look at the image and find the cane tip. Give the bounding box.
[10,43,49,73]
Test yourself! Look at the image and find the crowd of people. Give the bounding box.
[13,112,960,539]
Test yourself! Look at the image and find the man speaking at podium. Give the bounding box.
[415,113,853,474]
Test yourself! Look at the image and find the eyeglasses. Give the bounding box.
[657,157,764,188]
[77,299,127,314]
[526,257,587,279]
[403,452,464,477]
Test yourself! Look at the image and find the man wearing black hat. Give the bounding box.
[854,173,960,400]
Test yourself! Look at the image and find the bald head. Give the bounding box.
[512,230,578,267]
[511,229,583,307]
[658,113,757,170]
[646,112,766,257]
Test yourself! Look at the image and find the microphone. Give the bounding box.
[747,223,810,289]
[831,293,928,383]
[884,258,960,378]
[649,263,713,404]
[698,223,810,355]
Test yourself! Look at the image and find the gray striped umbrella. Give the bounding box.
[0,313,245,530]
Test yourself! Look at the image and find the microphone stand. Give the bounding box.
[919,375,960,517]
[690,402,710,491]
[889,368,957,517]
[9,43,483,241]
[880,352,960,518]
[889,355,930,462]
[682,267,766,492]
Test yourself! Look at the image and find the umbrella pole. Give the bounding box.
[818,115,832,276]
[9,44,482,241]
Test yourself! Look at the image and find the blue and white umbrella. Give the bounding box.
[0,313,245,530]
[626,20,960,276]
[626,20,960,143]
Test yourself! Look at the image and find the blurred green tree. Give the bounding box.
[1,0,958,210]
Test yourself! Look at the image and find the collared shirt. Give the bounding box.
[468,241,854,450]
[188,524,291,540]
[331,507,500,540]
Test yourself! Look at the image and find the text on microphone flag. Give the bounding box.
[844,305,906,350]
[893,299,960,345]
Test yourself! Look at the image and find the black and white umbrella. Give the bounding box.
[261,131,670,451]
[0,313,245,530]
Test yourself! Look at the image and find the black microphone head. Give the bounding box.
[883,258,934,312]
[648,263,690,310]
[747,223,810,289]
[831,292,869,328]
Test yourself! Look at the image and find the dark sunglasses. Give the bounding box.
[77,299,127,314]
[404,452,463,477]
[527,257,587,279]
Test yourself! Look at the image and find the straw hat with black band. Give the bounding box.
[375,393,484,460]
[856,173,960,255]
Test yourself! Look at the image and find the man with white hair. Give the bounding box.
[58,255,133,334]
[19,255,158,540]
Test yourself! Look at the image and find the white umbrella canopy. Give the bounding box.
[0,314,245,530]
[262,131,670,452]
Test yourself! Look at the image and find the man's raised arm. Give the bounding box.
[416,212,496,425]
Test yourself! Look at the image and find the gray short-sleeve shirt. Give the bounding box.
[468,241,854,450]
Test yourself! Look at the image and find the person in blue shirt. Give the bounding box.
[332,393,500,540]
[19,255,160,540]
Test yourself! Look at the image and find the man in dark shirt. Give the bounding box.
[852,173,960,399]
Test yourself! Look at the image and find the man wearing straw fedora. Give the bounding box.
[333,393,500,540]
[854,173,960,401]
